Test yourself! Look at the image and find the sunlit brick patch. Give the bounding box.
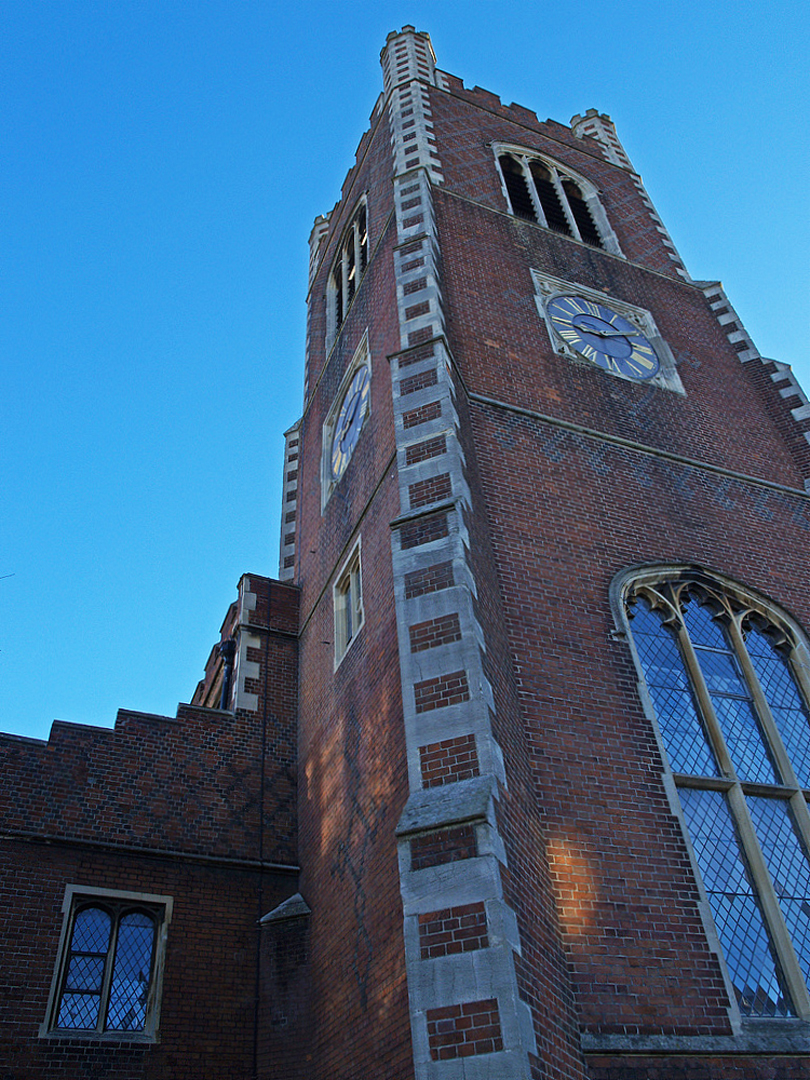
[418,902,488,959]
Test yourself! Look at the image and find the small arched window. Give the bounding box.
[46,890,169,1038]
[497,150,618,254]
[624,572,810,1019]
[328,201,369,344]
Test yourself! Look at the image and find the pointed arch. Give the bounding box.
[617,566,810,1020]
[494,144,621,256]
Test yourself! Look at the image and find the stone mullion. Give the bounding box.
[676,624,736,780]
[725,784,810,1019]
[340,237,350,320]
[352,220,362,294]
[521,156,547,229]
[96,914,119,1033]
[727,616,798,789]
[550,166,581,242]
[784,643,810,866]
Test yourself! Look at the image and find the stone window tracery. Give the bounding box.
[496,148,620,255]
[624,571,810,1020]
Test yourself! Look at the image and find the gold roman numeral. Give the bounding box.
[562,297,585,314]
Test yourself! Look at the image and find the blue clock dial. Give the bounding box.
[331,365,371,481]
[547,294,660,381]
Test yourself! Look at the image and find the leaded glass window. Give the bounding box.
[47,890,169,1038]
[626,574,810,1019]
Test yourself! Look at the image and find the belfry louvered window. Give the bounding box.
[625,573,810,1020]
[498,152,607,250]
[329,202,369,340]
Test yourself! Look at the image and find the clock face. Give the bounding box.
[547,294,660,381]
[331,365,370,481]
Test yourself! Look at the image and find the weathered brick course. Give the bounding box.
[419,732,480,787]
[426,998,503,1060]
[419,902,488,958]
[411,825,478,871]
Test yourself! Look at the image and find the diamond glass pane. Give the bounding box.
[679,787,793,1016]
[64,954,105,992]
[106,912,154,1031]
[695,647,747,696]
[747,629,810,786]
[682,600,728,650]
[748,796,810,991]
[71,907,111,954]
[632,603,689,690]
[58,990,101,1029]
[747,631,801,708]
[710,694,778,783]
[631,600,718,775]
[56,908,110,1029]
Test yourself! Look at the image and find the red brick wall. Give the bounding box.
[399,510,450,550]
[436,190,805,493]
[430,78,684,280]
[418,903,488,958]
[473,402,810,1054]
[292,92,416,1078]
[0,578,300,1078]
[426,998,504,1061]
[0,841,295,1079]
[422,74,810,1078]
[587,1056,810,1079]
[419,733,480,787]
[295,479,414,1078]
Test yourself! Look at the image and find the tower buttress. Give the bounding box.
[572,107,691,279]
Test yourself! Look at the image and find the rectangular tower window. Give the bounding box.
[334,543,364,664]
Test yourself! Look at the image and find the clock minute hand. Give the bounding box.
[582,326,631,338]
[339,392,363,449]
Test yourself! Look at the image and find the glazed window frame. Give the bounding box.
[326,198,369,348]
[493,144,622,257]
[619,567,810,1022]
[334,540,364,667]
[41,885,172,1042]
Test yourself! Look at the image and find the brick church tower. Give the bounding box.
[279,25,810,1080]
[4,24,810,1080]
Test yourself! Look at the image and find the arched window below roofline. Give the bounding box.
[492,142,622,257]
[613,563,810,1023]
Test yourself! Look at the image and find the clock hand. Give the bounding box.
[579,326,631,338]
[339,392,364,451]
[342,394,362,439]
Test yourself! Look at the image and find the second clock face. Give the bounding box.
[331,365,370,481]
[547,294,660,381]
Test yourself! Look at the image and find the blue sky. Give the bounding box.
[2,1,808,740]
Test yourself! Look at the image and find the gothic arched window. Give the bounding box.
[496,149,619,254]
[327,201,369,345]
[624,572,810,1020]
